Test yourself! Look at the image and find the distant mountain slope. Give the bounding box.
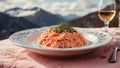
[70,1,120,28]
[24,9,66,26]
[64,14,80,21]
[56,14,80,21]
[5,7,66,26]
[0,7,67,40]
[69,12,118,28]
[0,12,40,30]
[0,12,40,40]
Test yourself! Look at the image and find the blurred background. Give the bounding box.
[0,0,120,40]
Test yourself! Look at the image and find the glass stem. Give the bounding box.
[104,21,109,32]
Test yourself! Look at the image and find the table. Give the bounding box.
[0,28,120,68]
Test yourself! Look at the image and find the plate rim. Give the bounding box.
[9,27,113,51]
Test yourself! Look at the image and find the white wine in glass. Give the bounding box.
[98,0,116,32]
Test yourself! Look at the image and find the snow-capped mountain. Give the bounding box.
[24,8,66,26]
[0,7,66,40]
[4,7,39,17]
[4,7,80,22]
[4,7,66,26]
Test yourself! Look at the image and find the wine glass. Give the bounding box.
[98,0,116,32]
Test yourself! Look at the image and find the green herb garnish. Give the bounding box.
[48,23,77,33]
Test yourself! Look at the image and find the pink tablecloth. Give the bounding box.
[0,28,120,68]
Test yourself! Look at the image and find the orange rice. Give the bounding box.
[38,31,86,48]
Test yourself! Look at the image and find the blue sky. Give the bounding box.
[0,0,100,16]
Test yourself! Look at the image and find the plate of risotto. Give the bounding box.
[9,23,112,57]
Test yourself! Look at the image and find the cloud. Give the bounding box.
[0,0,14,11]
[0,0,45,11]
[0,0,99,16]
[48,0,99,16]
[12,0,45,8]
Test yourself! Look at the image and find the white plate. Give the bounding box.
[9,27,112,57]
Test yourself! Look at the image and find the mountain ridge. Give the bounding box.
[0,7,66,40]
[69,1,120,28]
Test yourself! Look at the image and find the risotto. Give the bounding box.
[38,23,86,48]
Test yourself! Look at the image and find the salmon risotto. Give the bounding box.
[38,23,86,48]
